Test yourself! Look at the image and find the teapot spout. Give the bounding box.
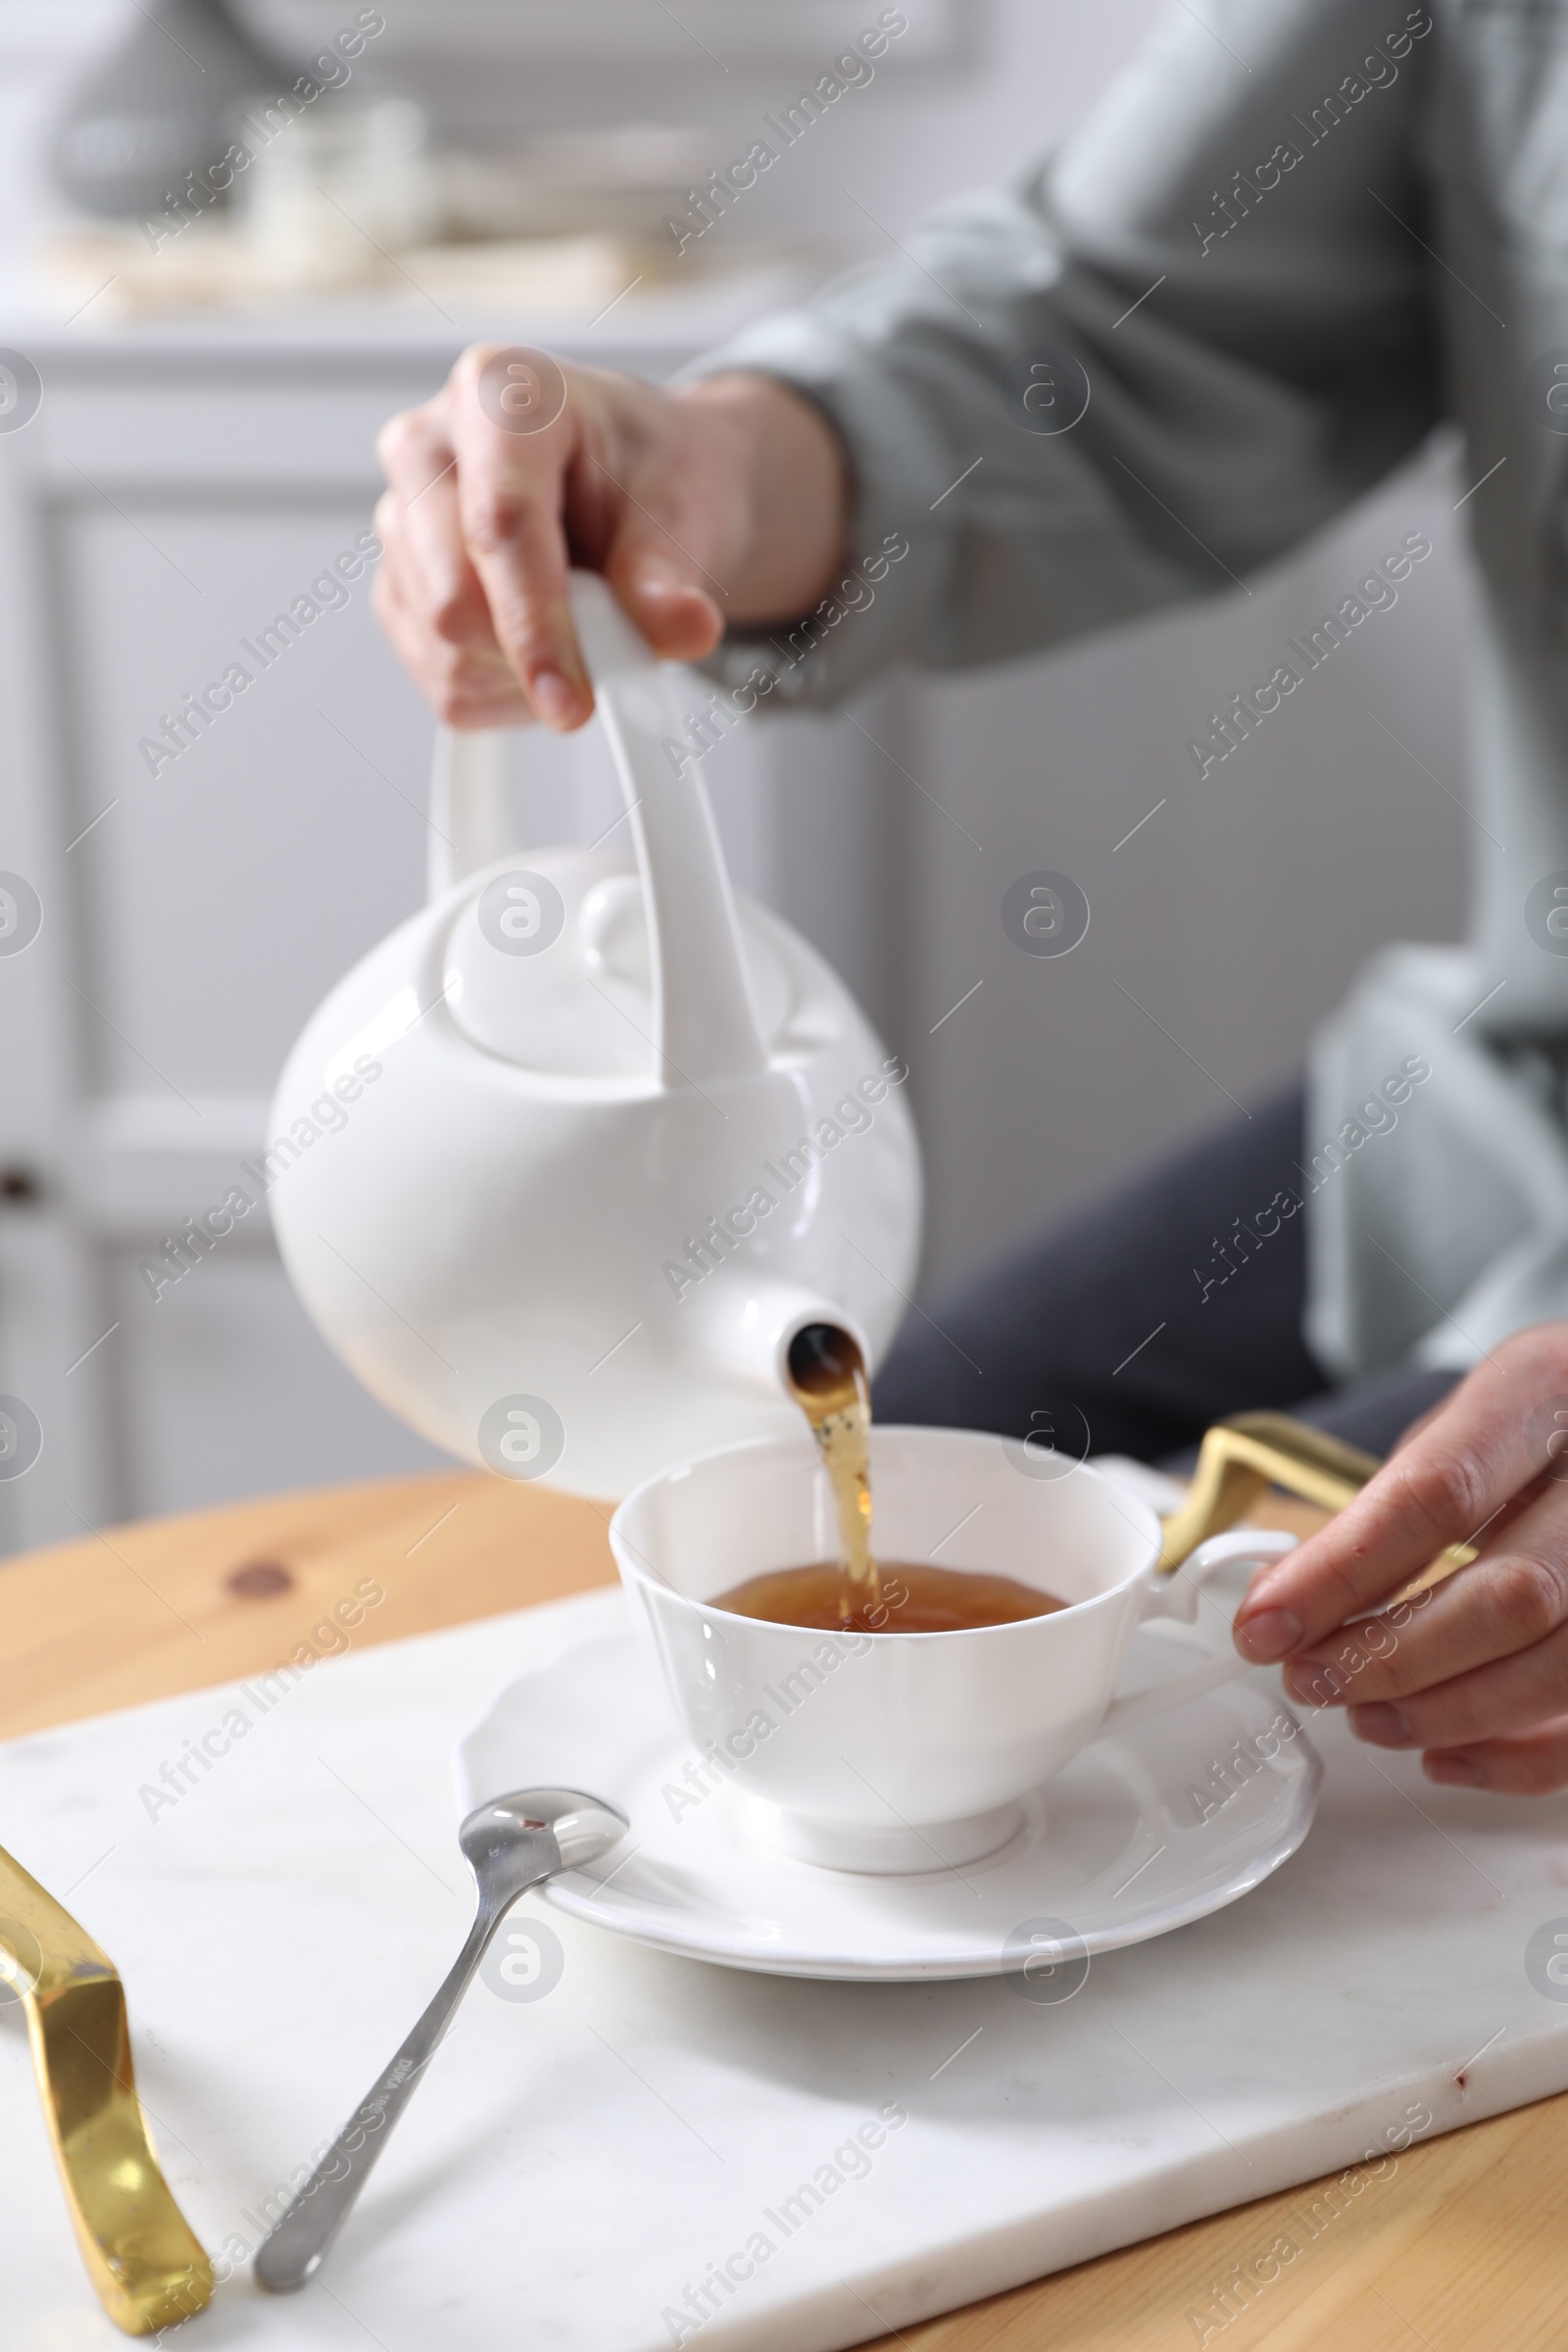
[687,1282,872,1408]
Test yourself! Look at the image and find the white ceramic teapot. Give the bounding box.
[269,573,923,1496]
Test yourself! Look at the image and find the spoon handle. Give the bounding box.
[255,1892,515,2292]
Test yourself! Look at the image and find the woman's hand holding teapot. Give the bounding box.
[371,345,848,735]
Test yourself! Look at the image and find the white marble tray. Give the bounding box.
[4,1574,1568,2352]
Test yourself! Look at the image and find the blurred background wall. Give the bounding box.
[0,0,1470,1549]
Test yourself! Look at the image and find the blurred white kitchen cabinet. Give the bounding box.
[0,292,831,1556]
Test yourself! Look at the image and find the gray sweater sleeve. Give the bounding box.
[682,0,1442,708]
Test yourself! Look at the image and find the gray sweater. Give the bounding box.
[686,0,1568,1379]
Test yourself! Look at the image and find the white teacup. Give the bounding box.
[610,1425,1295,1873]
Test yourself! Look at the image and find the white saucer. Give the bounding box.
[455,1624,1322,1982]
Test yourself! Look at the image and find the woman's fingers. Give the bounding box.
[372,550,531,729]
[1279,1477,1568,1714]
[374,348,771,731]
[1227,1331,1568,1795]
[1339,1607,1568,1751]
[448,346,589,728]
[1424,1713,1568,1794]
[1235,1326,1568,1661]
[602,539,726,664]
[374,438,495,662]
[589,422,733,662]
[373,418,535,727]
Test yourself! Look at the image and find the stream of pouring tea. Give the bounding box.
[785,1322,881,1626]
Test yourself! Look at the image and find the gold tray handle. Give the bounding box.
[0,1846,212,2337]
[1157,1409,1476,1590]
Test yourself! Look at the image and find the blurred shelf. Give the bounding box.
[0,248,827,375]
[261,0,957,63]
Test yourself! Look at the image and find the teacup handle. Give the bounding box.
[1094,1529,1298,1742]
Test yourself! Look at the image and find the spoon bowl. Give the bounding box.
[461,1787,628,1886]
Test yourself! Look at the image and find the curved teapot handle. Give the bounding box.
[427,573,767,1087]
[426,726,510,902]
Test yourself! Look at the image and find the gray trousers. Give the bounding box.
[873,1090,1457,1470]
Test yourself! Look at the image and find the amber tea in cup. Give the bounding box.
[710,1559,1068,1635]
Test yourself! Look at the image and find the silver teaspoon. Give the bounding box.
[255,1785,627,2293]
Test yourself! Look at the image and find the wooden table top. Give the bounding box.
[3,1472,1565,2351]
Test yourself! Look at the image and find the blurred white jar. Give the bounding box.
[235,98,440,286]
